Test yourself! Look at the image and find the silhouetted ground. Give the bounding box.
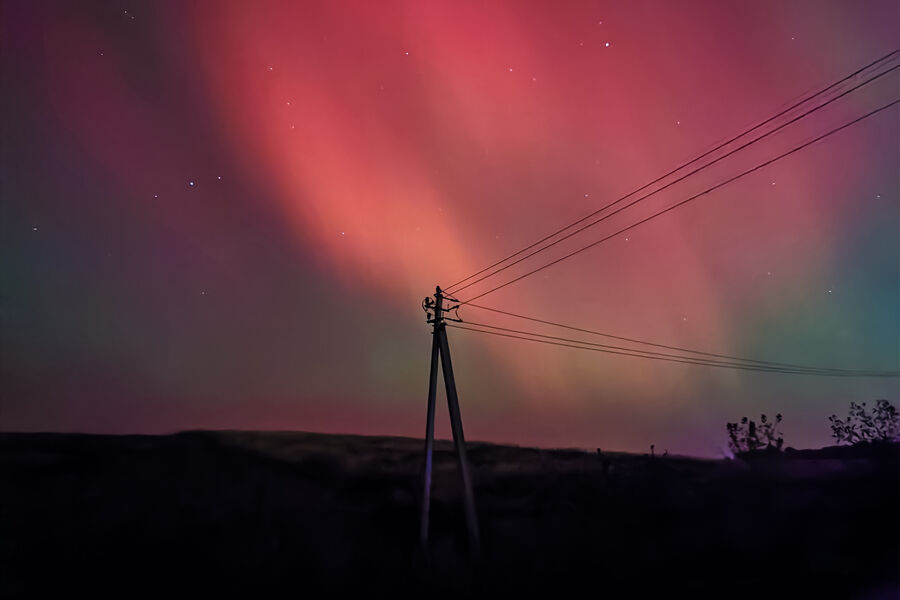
[1,431,897,598]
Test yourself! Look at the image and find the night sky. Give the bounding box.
[2,0,897,457]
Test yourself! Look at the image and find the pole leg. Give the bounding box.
[420,331,440,548]
[437,327,481,556]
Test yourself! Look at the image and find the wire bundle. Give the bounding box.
[432,50,900,378]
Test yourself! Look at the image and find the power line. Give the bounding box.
[457,319,856,373]
[456,319,897,376]
[456,97,900,305]
[447,61,900,297]
[443,49,900,294]
[460,303,867,373]
[447,323,900,377]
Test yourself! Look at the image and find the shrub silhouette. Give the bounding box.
[726,413,783,455]
[828,399,899,445]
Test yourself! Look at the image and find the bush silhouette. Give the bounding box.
[726,413,783,455]
[828,399,899,445]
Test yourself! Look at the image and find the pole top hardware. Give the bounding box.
[423,286,463,324]
[434,286,460,303]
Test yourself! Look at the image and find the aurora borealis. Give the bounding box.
[2,0,897,456]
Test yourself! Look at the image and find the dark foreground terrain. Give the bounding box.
[1,431,897,599]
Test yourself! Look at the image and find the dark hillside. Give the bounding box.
[1,431,897,598]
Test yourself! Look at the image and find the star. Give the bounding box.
[404,51,409,56]
[200,290,206,295]
[32,226,38,231]
[341,231,345,236]
[508,67,513,72]
[153,194,158,198]
[267,66,274,71]
[189,181,195,187]
[676,120,681,125]
[605,42,610,47]
[531,77,537,82]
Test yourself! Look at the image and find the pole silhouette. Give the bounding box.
[420,286,480,556]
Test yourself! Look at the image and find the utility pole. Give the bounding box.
[420,286,480,556]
